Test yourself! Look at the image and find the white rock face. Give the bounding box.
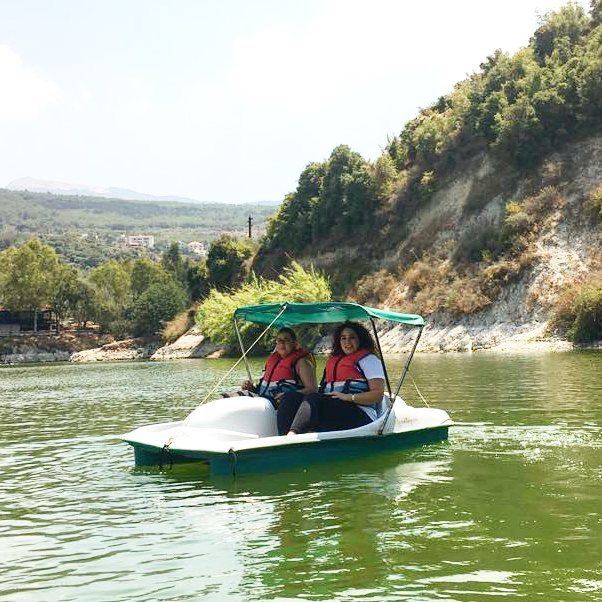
[151,327,223,360]
[70,339,160,363]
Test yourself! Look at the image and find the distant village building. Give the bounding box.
[187,241,207,257]
[125,235,155,249]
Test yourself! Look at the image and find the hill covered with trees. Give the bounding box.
[0,189,276,267]
[253,1,601,347]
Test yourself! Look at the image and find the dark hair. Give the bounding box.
[331,321,375,356]
[276,327,297,342]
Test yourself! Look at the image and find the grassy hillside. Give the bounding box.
[0,189,276,267]
[256,1,601,284]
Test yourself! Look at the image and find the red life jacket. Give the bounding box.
[258,348,310,395]
[324,349,371,391]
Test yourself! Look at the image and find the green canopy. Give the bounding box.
[234,302,424,328]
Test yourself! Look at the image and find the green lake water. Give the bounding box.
[0,352,600,601]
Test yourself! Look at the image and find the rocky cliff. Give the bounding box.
[269,135,602,352]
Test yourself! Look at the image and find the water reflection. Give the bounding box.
[153,448,453,601]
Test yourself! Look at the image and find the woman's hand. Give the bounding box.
[327,379,385,405]
[327,391,352,402]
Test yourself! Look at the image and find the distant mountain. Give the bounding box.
[6,177,278,205]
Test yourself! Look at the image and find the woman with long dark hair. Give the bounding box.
[279,321,385,434]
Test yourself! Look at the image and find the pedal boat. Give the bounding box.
[122,302,453,475]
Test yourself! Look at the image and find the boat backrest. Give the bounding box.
[375,393,405,417]
[183,396,278,437]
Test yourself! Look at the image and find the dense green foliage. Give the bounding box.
[206,235,255,290]
[0,188,275,267]
[262,146,383,255]
[0,238,63,330]
[260,2,601,259]
[131,280,189,337]
[196,262,331,352]
[0,237,218,337]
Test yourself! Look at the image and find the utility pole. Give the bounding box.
[248,214,253,238]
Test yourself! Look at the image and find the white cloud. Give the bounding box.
[0,45,62,121]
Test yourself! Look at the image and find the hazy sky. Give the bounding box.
[0,0,589,203]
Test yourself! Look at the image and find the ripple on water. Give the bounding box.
[1,354,601,601]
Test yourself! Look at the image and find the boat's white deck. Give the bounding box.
[122,396,453,455]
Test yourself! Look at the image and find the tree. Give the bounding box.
[89,260,132,332]
[131,278,188,336]
[531,3,588,65]
[131,258,170,300]
[50,264,83,332]
[0,238,62,331]
[207,235,253,290]
[162,241,186,284]
[69,280,96,328]
[185,260,210,301]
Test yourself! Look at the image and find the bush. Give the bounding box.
[196,262,331,352]
[585,185,602,221]
[504,200,534,234]
[405,256,451,295]
[523,186,563,215]
[106,319,135,339]
[551,281,602,343]
[131,279,189,336]
[445,278,492,315]
[569,285,602,342]
[454,216,505,264]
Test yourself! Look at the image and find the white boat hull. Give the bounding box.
[122,396,453,474]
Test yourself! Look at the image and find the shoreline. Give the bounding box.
[1,332,598,366]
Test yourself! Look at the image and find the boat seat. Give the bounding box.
[184,396,278,438]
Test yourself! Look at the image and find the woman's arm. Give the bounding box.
[296,357,318,394]
[328,378,384,405]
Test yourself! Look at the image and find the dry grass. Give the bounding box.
[352,269,399,305]
[585,185,602,221]
[444,277,492,315]
[162,308,196,343]
[548,274,602,343]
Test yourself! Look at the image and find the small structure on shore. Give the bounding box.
[0,307,55,335]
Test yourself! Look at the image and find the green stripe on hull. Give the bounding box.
[129,426,448,474]
[210,426,449,475]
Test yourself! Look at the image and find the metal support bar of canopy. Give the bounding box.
[369,317,392,401]
[378,325,424,435]
[196,304,289,405]
[234,318,253,382]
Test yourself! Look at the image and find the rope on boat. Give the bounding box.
[409,374,430,408]
[228,448,238,477]
[197,304,289,406]
[159,436,175,470]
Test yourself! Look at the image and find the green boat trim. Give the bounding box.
[129,424,450,475]
[233,301,425,328]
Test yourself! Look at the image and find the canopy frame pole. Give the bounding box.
[234,317,252,382]
[378,325,423,435]
[195,303,289,406]
[369,317,392,400]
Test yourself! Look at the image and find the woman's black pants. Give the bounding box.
[277,391,371,435]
